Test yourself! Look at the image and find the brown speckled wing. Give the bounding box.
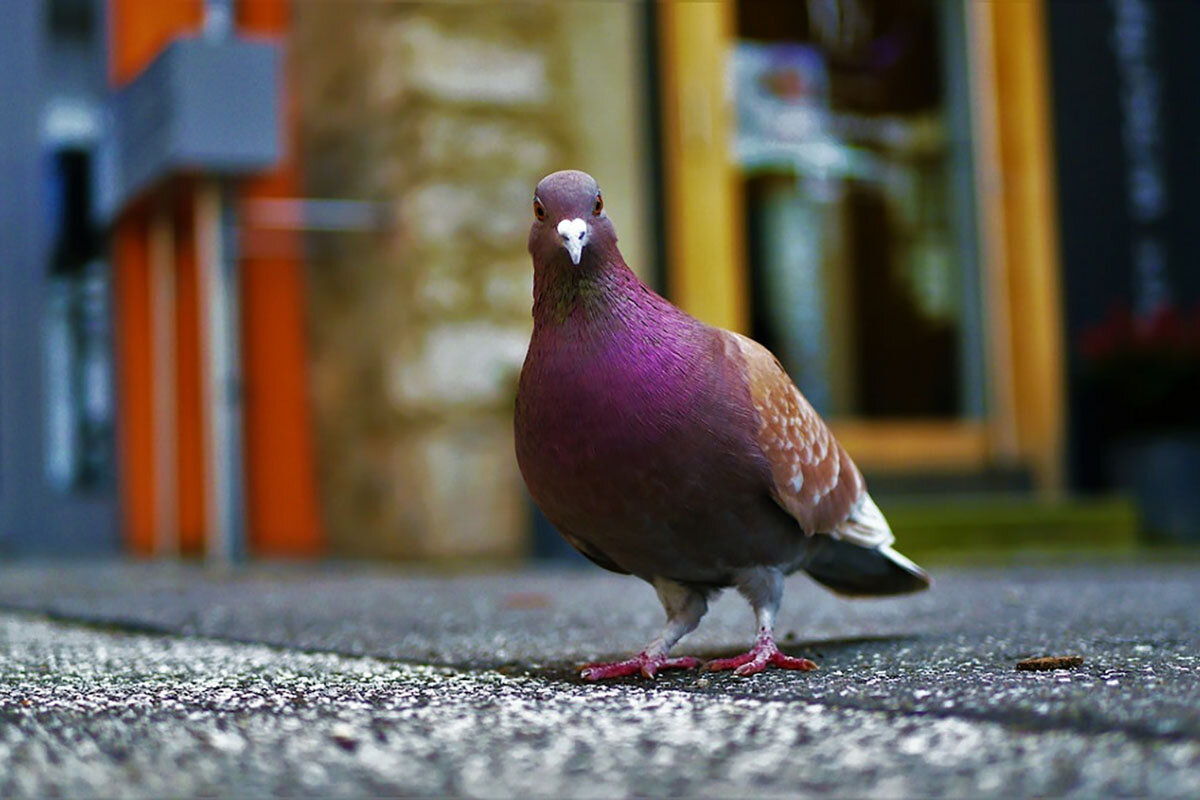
[726,332,891,547]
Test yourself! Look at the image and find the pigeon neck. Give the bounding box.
[532,254,652,329]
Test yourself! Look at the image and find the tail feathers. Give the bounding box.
[802,537,931,597]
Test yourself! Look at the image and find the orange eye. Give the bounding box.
[592,193,604,216]
[533,197,546,221]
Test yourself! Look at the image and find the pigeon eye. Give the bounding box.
[592,193,604,216]
[533,197,546,221]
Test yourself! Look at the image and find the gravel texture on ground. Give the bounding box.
[0,562,1196,740]
[1,613,1198,798]
[0,561,1197,796]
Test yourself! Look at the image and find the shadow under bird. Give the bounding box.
[515,170,930,680]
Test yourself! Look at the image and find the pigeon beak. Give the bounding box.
[557,218,589,266]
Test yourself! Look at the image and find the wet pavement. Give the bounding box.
[0,561,1197,796]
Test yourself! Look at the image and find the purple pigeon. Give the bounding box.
[515,170,930,680]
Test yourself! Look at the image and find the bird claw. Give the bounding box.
[703,638,817,677]
[580,653,701,681]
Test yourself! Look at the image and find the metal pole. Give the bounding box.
[196,178,246,564]
[197,0,246,562]
[150,202,180,556]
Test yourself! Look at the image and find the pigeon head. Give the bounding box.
[527,170,617,269]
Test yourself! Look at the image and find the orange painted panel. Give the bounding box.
[238,217,324,557]
[237,0,324,556]
[108,0,203,86]
[111,214,156,556]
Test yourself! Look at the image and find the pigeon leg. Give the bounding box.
[703,567,818,677]
[581,578,707,680]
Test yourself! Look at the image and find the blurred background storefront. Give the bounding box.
[2,0,1197,561]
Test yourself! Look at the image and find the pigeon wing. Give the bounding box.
[725,331,893,549]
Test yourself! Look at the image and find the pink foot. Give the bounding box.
[703,634,818,676]
[580,652,701,680]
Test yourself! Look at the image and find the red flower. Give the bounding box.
[1079,303,1200,361]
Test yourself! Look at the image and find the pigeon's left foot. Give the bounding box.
[580,652,701,680]
[703,632,818,677]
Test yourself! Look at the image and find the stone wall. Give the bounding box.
[293,1,651,559]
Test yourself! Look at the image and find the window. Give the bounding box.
[733,0,983,420]
[43,148,114,492]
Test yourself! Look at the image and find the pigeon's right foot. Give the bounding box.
[702,631,818,677]
[580,652,700,681]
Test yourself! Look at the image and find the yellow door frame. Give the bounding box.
[656,0,1065,492]
[972,0,1066,495]
[657,2,748,335]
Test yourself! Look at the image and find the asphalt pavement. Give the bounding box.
[0,560,1197,797]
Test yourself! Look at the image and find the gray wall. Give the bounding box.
[0,0,119,556]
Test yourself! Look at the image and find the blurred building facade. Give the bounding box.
[1,0,1195,558]
[292,2,655,559]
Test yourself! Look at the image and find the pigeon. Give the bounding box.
[514,170,930,679]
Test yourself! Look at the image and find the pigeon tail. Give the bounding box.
[801,537,931,597]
